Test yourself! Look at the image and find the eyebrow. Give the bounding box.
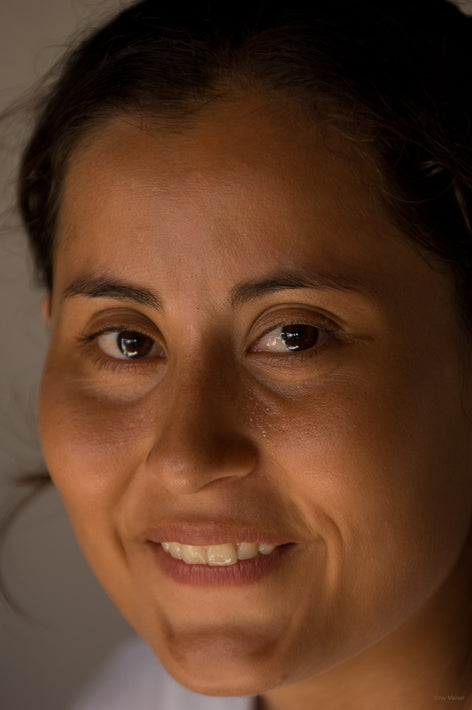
[229,269,366,307]
[62,268,366,310]
[63,274,163,309]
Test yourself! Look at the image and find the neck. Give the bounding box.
[259,538,472,710]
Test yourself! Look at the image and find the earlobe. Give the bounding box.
[41,294,51,325]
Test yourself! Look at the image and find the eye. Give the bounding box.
[251,323,322,353]
[97,330,165,360]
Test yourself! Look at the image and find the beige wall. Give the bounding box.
[0,3,133,709]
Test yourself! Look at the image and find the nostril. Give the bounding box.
[146,428,258,494]
[143,365,258,493]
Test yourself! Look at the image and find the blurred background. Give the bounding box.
[1,1,472,708]
[0,3,134,709]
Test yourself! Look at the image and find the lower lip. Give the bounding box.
[150,542,294,586]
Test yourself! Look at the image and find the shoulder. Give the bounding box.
[70,636,255,710]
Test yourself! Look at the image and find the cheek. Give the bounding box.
[38,363,156,503]
[38,345,472,656]
[264,347,471,512]
[254,369,472,608]
[39,350,472,566]
[38,365,147,545]
[37,364,162,624]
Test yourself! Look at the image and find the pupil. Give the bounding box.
[118,331,153,358]
[280,324,319,351]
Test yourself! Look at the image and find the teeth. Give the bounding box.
[161,541,276,566]
[182,545,208,564]
[237,542,259,560]
[258,543,276,555]
[166,542,182,560]
[207,543,237,566]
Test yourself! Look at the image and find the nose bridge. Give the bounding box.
[147,346,257,494]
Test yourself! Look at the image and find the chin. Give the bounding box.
[151,631,292,698]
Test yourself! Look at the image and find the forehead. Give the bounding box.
[57,99,392,261]
[53,95,453,320]
[60,97,372,222]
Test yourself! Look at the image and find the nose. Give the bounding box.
[146,361,258,495]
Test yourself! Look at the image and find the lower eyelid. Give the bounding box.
[80,315,339,368]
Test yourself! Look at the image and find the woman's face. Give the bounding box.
[39,97,472,696]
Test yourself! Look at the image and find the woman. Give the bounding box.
[17,0,472,707]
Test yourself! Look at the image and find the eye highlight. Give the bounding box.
[250,320,334,356]
[97,329,165,360]
[252,324,321,353]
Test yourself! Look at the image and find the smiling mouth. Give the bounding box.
[161,541,277,566]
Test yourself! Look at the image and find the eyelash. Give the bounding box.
[248,316,340,361]
[78,314,341,372]
[78,324,164,372]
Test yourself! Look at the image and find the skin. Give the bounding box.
[38,95,472,709]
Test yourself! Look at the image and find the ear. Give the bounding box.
[41,294,51,325]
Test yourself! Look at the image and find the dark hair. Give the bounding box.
[18,0,472,319]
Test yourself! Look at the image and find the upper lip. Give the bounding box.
[139,520,297,547]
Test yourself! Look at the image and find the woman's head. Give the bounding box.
[19,0,472,317]
[21,0,472,703]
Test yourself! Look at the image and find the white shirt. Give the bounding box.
[71,636,256,710]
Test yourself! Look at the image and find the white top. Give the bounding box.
[70,636,256,710]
